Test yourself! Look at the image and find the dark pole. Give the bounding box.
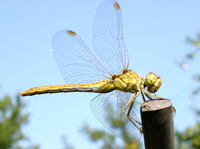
[141,98,175,149]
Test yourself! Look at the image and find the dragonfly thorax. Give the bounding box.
[144,72,162,93]
[112,70,144,93]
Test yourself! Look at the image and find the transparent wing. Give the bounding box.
[93,0,129,74]
[90,91,141,138]
[52,30,113,84]
[117,92,142,140]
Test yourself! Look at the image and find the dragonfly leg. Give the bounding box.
[142,90,153,100]
[141,91,146,102]
[126,100,143,132]
[141,90,168,109]
[143,90,162,100]
[122,92,140,114]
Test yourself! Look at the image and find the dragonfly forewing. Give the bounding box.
[93,0,129,74]
[52,30,112,84]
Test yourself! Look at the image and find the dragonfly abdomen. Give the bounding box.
[20,79,114,96]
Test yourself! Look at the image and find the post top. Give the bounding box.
[141,98,172,112]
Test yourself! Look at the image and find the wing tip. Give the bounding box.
[66,30,77,36]
[113,1,120,10]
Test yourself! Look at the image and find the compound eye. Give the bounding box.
[144,73,162,93]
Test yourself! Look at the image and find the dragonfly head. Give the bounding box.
[144,72,162,93]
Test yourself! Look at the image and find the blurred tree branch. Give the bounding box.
[176,32,200,148]
[176,110,200,149]
[0,94,39,149]
[176,33,200,96]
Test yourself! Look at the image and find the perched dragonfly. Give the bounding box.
[20,1,162,135]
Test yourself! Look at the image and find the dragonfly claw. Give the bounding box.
[139,127,143,133]
[141,103,151,109]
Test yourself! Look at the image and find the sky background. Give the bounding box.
[1,0,200,148]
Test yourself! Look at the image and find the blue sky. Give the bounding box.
[0,0,200,148]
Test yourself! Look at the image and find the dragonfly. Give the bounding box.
[20,0,162,135]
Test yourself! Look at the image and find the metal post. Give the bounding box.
[141,98,175,149]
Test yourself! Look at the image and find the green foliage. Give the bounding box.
[175,33,200,149]
[177,33,200,66]
[177,33,200,95]
[61,136,74,149]
[81,124,117,149]
[0,95,39,149]
[185,33,200,61]
[176,110,200,149]
[186,34,200,49]
[188,34,200,96]
[82,124,140,149]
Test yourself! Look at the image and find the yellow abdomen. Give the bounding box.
[20,79,114,96]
